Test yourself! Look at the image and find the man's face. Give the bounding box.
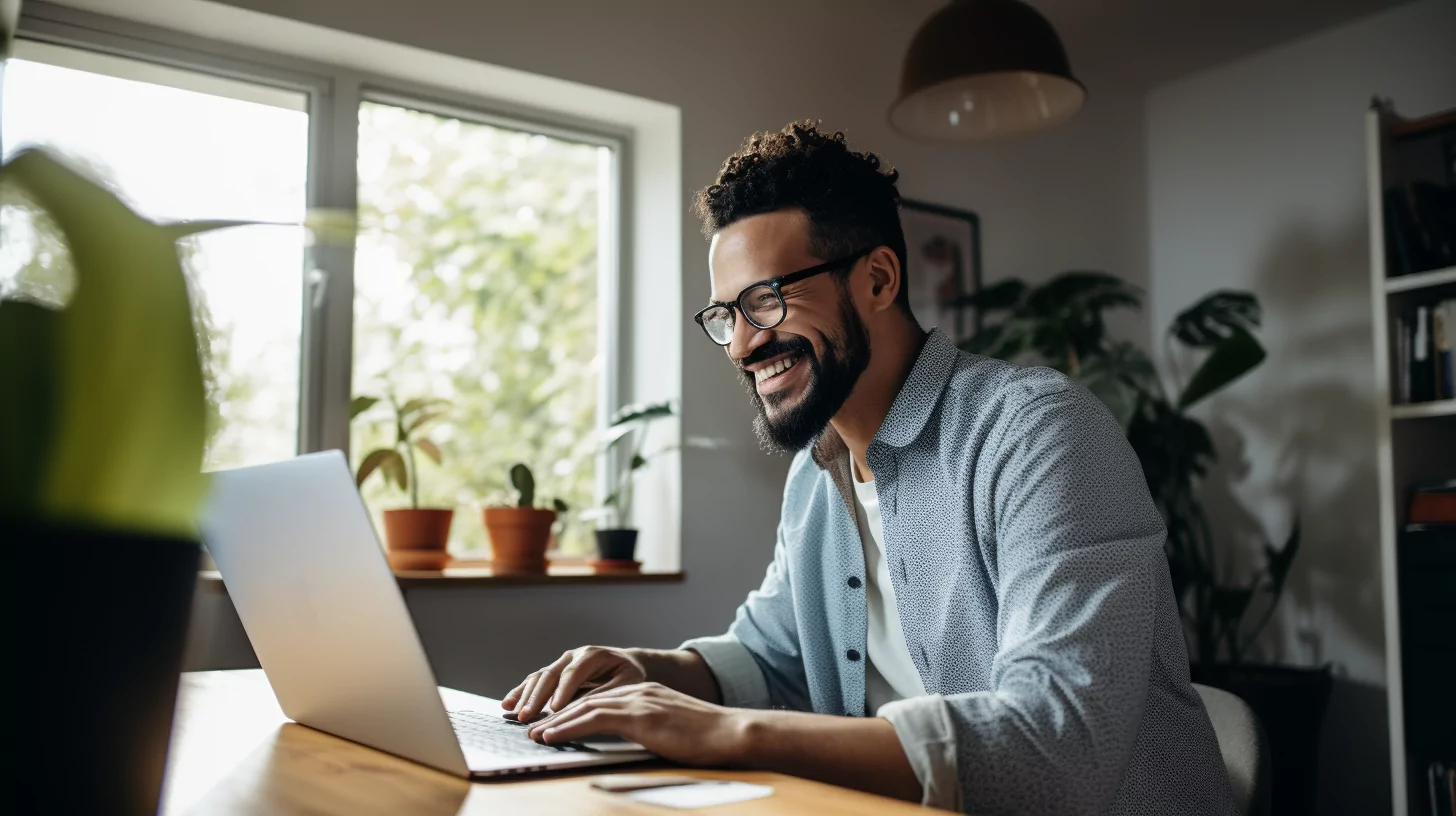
[708,209,871,452]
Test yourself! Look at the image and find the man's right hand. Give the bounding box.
[502,646,648,723]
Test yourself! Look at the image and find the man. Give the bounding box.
[504,121,1234,815]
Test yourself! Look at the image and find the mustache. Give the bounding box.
[736,336,813,372]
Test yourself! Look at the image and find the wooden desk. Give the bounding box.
[162,671,928,815]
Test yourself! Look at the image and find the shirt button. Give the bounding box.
[846,649,861,662]
[847,576,862,589]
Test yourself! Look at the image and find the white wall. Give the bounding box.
[1146,1,1456,812]
[151,0,1153,692]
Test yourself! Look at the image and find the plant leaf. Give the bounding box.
[0,149,224,535]
[1177,327,1266,410]
[405,410,447,434]
[1078,340,1159,429]
[350,395,381,419]
[552,497,569,513]
[946,278,1026,312]
[1264,520,1300,595]
[608,400,674,428]
[355,448,394,487]
[398,397,450,419]
[629,453,648,471]
[509,462,535,508]
[415,438,442,465]
[0,301,59,514]
[158,219,258,241]
[381,450,409,491]
[1170,291,1261,348]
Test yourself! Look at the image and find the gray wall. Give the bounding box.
[1145,1,1456,812]
[183,0,1154,693]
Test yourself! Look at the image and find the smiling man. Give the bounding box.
[503,121,1234,815]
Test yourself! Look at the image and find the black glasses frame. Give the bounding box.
[692,248,875,345]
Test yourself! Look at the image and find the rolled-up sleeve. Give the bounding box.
[928,385,1166,814]
[879,695,962,811]
[681,524,812,712]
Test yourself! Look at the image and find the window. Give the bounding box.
[2,5,651,561]
[1,41,310,472]
[353,101,613,554]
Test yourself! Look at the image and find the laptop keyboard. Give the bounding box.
[447,709,595,757]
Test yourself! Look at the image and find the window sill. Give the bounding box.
[197,563,684,591]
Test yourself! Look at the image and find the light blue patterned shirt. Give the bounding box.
[684,329,1234,815]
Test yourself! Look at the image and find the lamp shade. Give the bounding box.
[889,0,1085,142]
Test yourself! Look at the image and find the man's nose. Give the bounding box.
[727,315,770,363]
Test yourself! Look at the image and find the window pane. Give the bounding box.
[1,42,310,471]
[354,101,605,556]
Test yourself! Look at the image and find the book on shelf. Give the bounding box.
[1438,299,1455,400]
[1410,480,1456,526]
[1429,759,1455,816]
[1395,299,1456,403]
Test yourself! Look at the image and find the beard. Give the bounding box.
[736,288,871,453]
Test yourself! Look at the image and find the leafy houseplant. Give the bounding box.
[594,401,678,565]
[957,272,1328,814]
[482,463,558,574]
[351,394,453,570]
[1,149,235,814]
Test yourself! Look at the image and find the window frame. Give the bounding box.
[10,2,631,508]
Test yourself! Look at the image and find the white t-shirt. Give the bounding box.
[850,462,928,714]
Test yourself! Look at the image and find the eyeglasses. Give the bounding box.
[693,248,874,346]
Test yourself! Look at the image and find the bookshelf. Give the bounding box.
[1385,265,1456,294]
[1390,398,1456,421]
[1366,101,1456,816]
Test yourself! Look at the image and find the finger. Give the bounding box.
[549,651,616,711]
[518,653,573,721]
[501,679,529,709]
[527,694,621,737]
[534,705,629,745]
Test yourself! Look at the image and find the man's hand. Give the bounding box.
[526,682,748,766]
[501,646,647,723]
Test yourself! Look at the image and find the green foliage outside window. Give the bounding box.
[351,102,605,555]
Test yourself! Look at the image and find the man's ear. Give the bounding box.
[862,247,903,314]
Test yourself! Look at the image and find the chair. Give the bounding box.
[1194,683,1272,816]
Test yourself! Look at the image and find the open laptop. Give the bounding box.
[199,450,655,778]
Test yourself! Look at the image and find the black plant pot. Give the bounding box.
[594,528,640,562]
[1191,663,1333,816]
[12,520,201,816]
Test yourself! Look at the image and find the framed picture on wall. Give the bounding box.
[900,199,982,342]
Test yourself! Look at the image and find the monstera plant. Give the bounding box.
[957,273,1298,666]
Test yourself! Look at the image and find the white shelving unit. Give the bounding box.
[1385,265,1456,294]
[1366,103,1456,816]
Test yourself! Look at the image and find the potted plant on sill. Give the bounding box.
[591,400,685,569]
[483,463,560,574]
[3,149,254,814]
[352,394,454,571]
[955,273,1328,816]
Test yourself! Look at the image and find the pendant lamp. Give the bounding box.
[889,0,1086,142]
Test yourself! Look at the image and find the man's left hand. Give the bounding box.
[525,682,748,766]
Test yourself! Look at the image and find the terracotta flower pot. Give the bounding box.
[382,508,454,570]
[483,507,556,573]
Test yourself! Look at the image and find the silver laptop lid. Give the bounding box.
[199,450,467,777]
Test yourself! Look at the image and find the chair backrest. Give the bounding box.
[1194,682,1272,816]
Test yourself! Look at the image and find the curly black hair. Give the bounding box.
[693,120,910,312]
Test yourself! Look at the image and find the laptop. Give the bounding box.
[199,450,655,778]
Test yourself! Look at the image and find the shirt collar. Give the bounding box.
[810,327,959,472]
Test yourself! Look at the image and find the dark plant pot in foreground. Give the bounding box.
[594,528,640,562]
[1192,662,1333,816]
[12,520,200,816]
